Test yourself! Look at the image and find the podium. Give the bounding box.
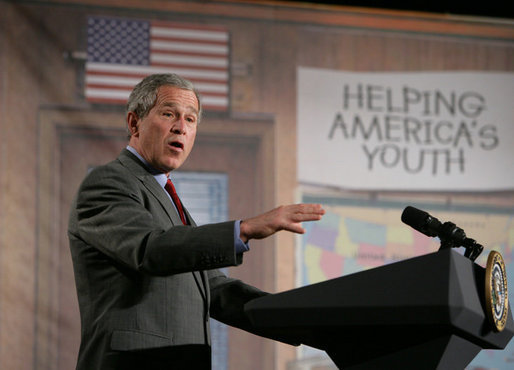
[244,249,513,369]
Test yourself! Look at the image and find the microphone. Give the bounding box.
[401,206,442,238]
[401,206,483,261]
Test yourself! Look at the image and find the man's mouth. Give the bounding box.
[168,141,184,151]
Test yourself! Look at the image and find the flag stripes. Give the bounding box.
[85,17,230,111]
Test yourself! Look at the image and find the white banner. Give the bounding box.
[297,68,514,191]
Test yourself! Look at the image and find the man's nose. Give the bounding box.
[171,118,186,134]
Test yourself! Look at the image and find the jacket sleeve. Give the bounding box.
[207,270,301,346]
[68,163,242,276]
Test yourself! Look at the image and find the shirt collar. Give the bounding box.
[126,145,168,188]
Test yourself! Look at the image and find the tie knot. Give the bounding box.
[165,178,177,195]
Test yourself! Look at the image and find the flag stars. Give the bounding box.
[87,16,150,65]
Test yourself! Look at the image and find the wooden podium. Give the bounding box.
[245,249,513,369]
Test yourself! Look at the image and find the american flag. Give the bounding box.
[85,16,230,111]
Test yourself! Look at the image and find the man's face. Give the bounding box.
[128,86,199,174]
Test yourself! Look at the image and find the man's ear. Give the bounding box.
[127,112,139,136]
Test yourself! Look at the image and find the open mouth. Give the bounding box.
[169,141,184,150]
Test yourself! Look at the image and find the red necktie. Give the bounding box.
[165,179,187,225]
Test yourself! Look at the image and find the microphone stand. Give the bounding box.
[437,221,484,261]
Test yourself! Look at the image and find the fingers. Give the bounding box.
[285,203,325,222]
[239,203,325,242]
[278,203,325,234]
[288,203,325,213]
[301,203,325,214]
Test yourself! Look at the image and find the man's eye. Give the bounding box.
[164,112,174,117]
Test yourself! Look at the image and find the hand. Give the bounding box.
[239,204,325,242]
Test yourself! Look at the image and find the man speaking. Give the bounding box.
[68,73,325,369]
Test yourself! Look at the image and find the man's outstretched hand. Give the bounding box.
[239,204,325,243]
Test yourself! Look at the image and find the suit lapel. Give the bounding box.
[145,180,207,301]
[118,149,208,302]
[142,176,184,225]
[118,149,183,225]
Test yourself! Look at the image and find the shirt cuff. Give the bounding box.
[234,220,250,254]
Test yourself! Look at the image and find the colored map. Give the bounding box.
[298,200,514,369]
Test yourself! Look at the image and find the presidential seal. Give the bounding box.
[485,251,509,332]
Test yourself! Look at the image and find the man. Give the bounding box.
[68,73,325,369]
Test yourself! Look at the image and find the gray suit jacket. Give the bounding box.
[68,149,267,369]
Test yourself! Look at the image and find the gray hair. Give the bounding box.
[126,73,202,127]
